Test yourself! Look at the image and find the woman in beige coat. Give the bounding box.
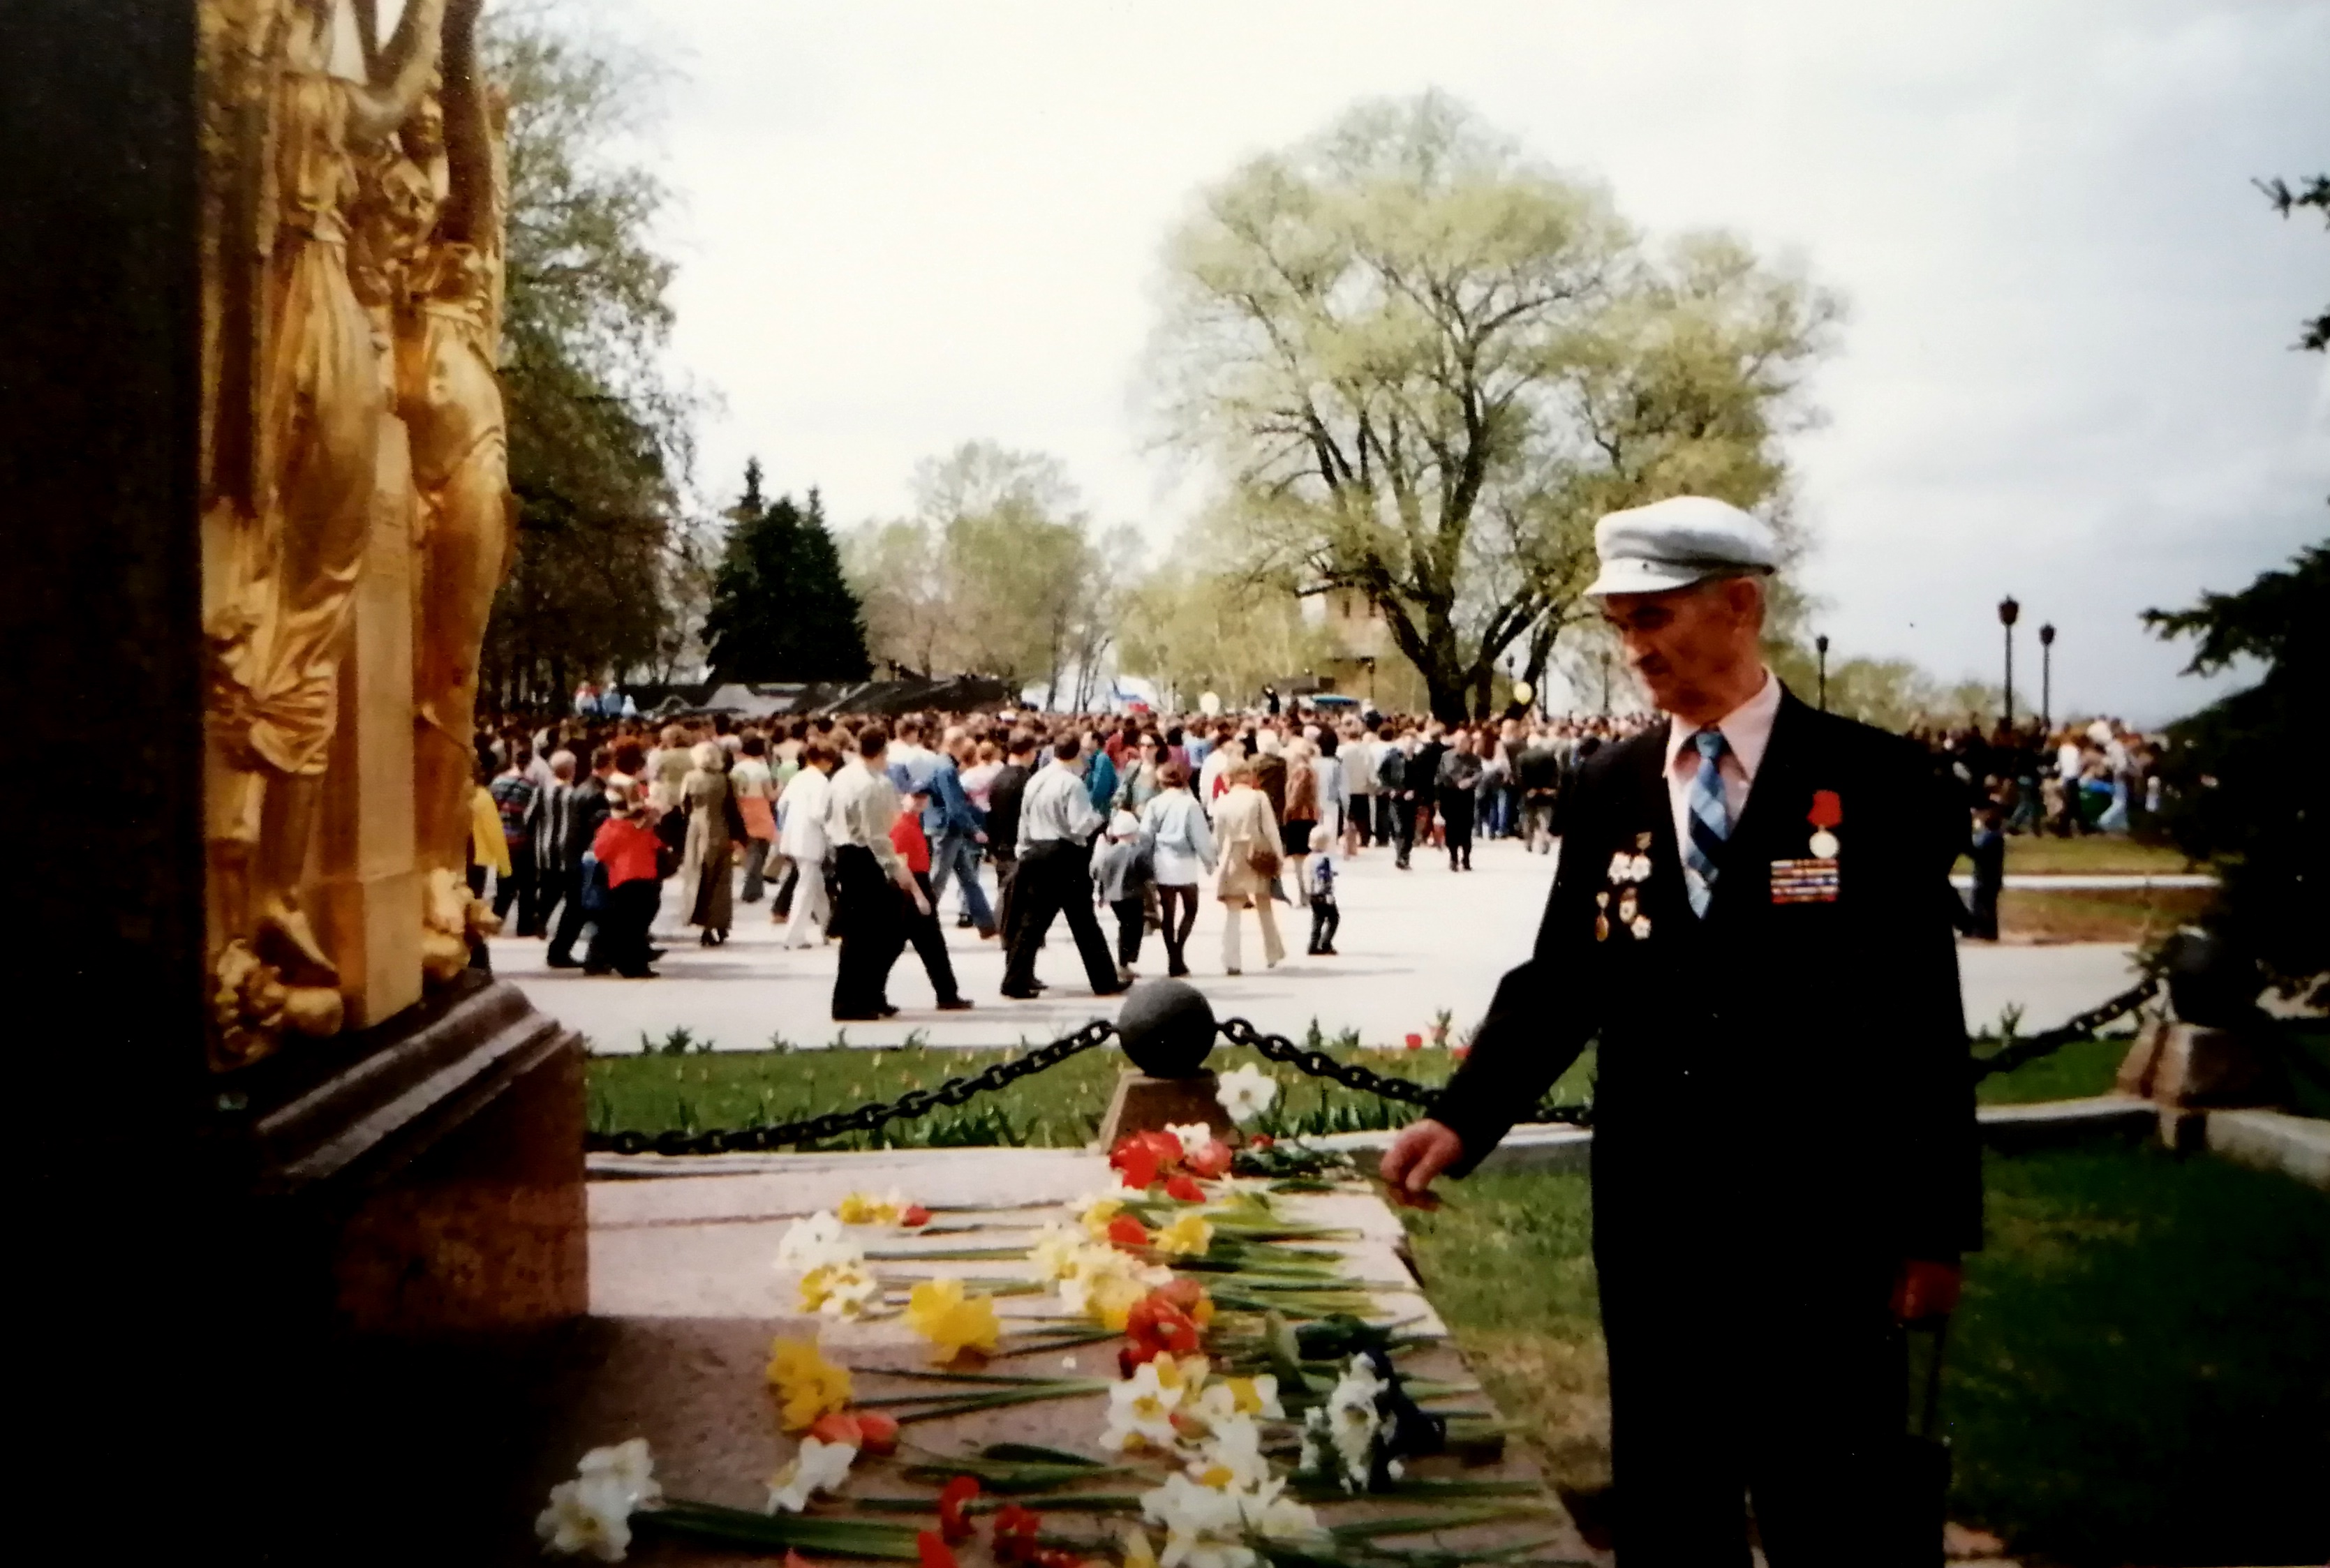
[1210,760,1286,974]
[678,741,739,945]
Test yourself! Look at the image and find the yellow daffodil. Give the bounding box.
[1152,1213,1214,1257]
[1120,1525,1158,1568]
[837,1190,897,1225]
[799,1260,880,1318]
[1079,1195,1125,1241]
[765,1336,853,1431]
[905,1278,1001,1362]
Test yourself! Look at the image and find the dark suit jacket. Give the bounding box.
[1434,688,1982,1266]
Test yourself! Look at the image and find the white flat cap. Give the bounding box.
[1585,495,1779,597]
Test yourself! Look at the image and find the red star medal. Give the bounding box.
[1806,790,1841,860]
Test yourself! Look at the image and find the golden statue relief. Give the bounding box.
[200,0,512,1070]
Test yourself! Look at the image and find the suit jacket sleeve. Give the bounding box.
[1894,753,1984,1257]
[1431,761,1609,1177]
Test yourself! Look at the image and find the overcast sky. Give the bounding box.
[567,0,2327,724]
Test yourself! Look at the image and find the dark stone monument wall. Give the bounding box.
[3,8,586,1552]
[2,0,226,1539]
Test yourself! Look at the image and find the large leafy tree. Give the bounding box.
[1148,92,1839,722]
[2144,542,2327,1001]
[845,441,1126,703]
[479,13,701,703]
[2256,174,2327,352]
[703,462,872,683]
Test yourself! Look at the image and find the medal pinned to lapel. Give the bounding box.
[1806,789,1842,859]
[1771,789,1843,904]
[1595,890,1611,942]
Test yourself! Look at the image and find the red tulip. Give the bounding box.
[900,1204,933,1227]
[1162,1173,1205,1202]
[938,1476,981,1543]
[852,1410,899,1455]
[1187,1142,1233,1180]
[807,1411,862,1448]
[1404,1033,1423,1050]
[917,1533,958,1568]
[993,1503,1043,1564]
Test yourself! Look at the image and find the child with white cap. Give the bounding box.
[1089,809,1155,985]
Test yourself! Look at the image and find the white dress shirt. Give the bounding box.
[1661,668,1782,858]
[1017,761,1106,852]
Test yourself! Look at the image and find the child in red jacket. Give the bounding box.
[890,791,970,1011]
[586,782,662,978]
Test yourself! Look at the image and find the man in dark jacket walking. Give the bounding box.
[546,747,615,969]
[1383,497,1977,1565]
[985,732,1037,950]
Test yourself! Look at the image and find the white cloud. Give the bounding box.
[563,0,2329,724]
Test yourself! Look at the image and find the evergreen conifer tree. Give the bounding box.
[704,461,874,682]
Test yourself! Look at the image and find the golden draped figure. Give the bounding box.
[200,0,512,1069]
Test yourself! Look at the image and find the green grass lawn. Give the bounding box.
[1973,1022,2330,1117]
[584,1030,1597,1149]
[1953,835,2195,877]
[1400,1145,2330,1566]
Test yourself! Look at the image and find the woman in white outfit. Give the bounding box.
[1210,759,1286,975]
[776,742,837,948]
[1139,761,1216,978]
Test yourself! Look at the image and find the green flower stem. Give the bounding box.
[637,1500,926,1559]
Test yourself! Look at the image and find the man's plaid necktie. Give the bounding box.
[1684,728,1729,917]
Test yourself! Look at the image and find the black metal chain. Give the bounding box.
[1967,975,2159,1082]
[586,1018,1118,1156]
[591,976,2161,1158]
[1217,1015,1595,1127]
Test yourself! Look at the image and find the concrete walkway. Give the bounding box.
[491,837,2147,1053]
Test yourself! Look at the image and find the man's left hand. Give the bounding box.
[1891,1257,1963,1322]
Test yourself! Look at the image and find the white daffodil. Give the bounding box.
[1238,1477,1325,1543]
[803,1259,881,1318]
[1324,1356,1386,1491]
[1194,1374,1283,1425]
[1297,1408,1331,1479]
[577,1438,662,1511]
[775,1211,859,1272]
[1101,1356,1188,1453]
[1212,1065,1279,1126]
[1185,1412,1271,1493]
[1026,1219,1082,1281]
[537,1474,635,1561]
[1164,1122,1215,1160]
[1141,1473,1258,1568]
[766,1435,858,1514]
[538,1439,660,1561]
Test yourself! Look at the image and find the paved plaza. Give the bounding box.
[489,837,2149,1054]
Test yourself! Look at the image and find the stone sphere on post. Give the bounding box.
[1116,979,1217,1078]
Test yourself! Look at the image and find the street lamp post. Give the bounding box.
[1997,596,2020,734]
[1599,650,1612,716]
[2038,623,2055,734]
[1815,634,1830,712]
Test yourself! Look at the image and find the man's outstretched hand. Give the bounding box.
[1381,1119,1464,1197]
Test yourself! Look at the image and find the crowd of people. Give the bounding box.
[458,700,1658,1018]
[459,690,2160,1006]
[1914,715,2166,837]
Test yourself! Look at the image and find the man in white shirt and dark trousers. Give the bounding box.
[1002,734,1131,1001]
[824,726,930,1021]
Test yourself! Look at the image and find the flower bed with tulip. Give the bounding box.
[539,1068,1578,1565]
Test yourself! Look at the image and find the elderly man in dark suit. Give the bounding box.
[1383,495,1979,1565]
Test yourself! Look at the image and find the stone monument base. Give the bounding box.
[2114,1016,2282,1109]
[205,974,588,1559]
[1097,1068,1238,1148]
